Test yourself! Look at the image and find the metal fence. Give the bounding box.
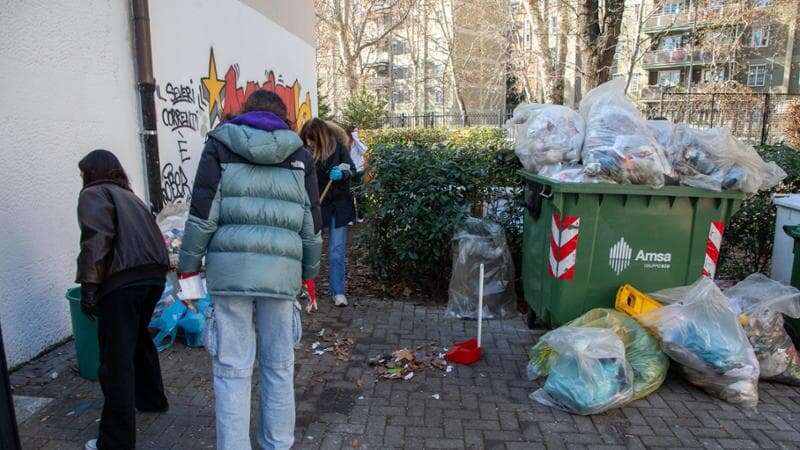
[641,93,800,146]
[384,93,799,146]
[385,112,512,128]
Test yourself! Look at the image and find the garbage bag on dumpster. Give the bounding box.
[156,203,189,269]
[529,309,668,401]
[646,119,674,149]
[528,326,635,415]
[538,163,605,184]
[639,277,760,407]
[667,125,786,193]
[507,103,584,172]
[447,217,516,320]
[725,273,800,385]
[579,79,672,187]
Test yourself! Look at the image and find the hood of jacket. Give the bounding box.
[209,111,303,165]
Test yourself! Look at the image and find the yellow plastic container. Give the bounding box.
[615,284,663,317]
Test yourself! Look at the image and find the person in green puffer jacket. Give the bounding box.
[177,91,321,450]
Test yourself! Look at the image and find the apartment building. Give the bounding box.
[636,0,800,102]
[321,0,510,117]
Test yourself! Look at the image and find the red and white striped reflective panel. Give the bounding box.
[702,221,725,278]
[548,213,580,281]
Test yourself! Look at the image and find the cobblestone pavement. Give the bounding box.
[11,296,800,449]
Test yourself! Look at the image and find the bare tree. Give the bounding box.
[577,0,627,89]
[316,0,417,95]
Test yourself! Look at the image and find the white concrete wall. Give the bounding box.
[0,0,145,367]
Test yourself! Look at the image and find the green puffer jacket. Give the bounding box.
[178,111,322,300]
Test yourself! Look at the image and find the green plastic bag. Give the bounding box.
[529,308,668,401]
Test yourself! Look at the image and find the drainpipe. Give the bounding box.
[0,322,21,450]
[131,0,163,212]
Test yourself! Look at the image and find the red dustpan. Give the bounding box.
[446,264,484,365]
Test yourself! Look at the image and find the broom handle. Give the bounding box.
[320,180,333,203]
[478,264,484,348]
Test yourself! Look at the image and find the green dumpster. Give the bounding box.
[783,224,800,346]
[66,288,99,381]
[521,172,744,328]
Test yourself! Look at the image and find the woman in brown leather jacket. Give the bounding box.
[75,149,170,450]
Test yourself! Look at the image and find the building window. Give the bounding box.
[657,70,681,87]
[659,35,686,51]
[392,89,410,104]
[548,16,558,36]
[751,26,769,48]
[702,67,726,83]
[630,73,642,94]
[661,3,684,15]
[709,0,725,10]
[747,64,767,86]
[753,0,769,7]
[392,66,411,80]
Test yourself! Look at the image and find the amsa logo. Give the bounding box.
[608,237,672,275]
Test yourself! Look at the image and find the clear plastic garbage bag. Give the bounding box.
[647,119,674,149]
[667,124,786,193]
[528,326,635,415]
[507,103,584,172]
[529,309,668,401]
[537,163,607,184]
[640,277,760,407]
[725,273,800,385]
[156,203,189,269]
[579,79,673,187]
[446,217,516,320]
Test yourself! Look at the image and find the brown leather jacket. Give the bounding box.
[76,181,169,297]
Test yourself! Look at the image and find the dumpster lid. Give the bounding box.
[773,194,800,211]
[519,171,745,199]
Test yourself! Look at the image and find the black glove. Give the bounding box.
[81,284,99,320]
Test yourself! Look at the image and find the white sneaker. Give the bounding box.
[333,295,348,307]
[85,439,98,450]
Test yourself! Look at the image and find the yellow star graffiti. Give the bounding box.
[201,48,226,122]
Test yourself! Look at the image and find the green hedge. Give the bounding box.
[364,127,522,285]
[718,144,800,279]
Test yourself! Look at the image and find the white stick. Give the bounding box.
[477,264,484,348]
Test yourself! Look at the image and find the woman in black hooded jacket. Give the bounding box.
[75,149,170,450]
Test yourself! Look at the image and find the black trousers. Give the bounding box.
[97,284,168,450]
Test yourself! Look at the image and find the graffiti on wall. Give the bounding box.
[156,47,313,206]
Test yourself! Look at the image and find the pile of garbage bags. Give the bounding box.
[528,309,668,414]
[508,78,786,193]
[447,217,516,320]
[640,278,760,408]
[149,277,212,352]
[725,274,800,385]
[526,273,800,414]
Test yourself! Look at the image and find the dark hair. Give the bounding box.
[79,149,131,190]
[243,90,290,125]
[299,118,335,161]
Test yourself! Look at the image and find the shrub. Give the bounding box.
[718,144,800,279]
[341,90,387,130]
[365,128,522,286]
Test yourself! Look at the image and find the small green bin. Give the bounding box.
[783,224,800,346]
[66,288,100,381]
[521,172,744,327]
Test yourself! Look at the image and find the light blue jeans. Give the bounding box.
[204,296,302,450]
[328,216,348,297]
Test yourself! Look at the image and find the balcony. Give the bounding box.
[644,12,693,31]
[643,6,736,33]
[642,48,730,69]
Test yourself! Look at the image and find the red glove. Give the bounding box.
[179,272,200,279]
[304,279,317,312]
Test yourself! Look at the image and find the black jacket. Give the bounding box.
[316,143,356,228]
[76,181,169,298]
